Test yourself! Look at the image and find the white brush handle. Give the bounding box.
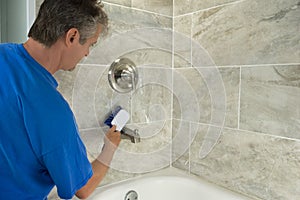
[111,109,130,131]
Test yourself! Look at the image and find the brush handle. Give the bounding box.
[104,106,123,127]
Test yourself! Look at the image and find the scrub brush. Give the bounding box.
[104,106,129,131]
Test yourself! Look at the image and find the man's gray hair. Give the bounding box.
[28,0,108,47]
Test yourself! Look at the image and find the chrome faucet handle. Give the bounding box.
[108,58,138,93]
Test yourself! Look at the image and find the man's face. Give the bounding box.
[63,25,102,71]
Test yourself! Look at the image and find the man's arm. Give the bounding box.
[75,126,121,199]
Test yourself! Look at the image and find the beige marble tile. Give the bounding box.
[132,0,173,16]
[59,66,173,129]
[79,120,172,173]
[192,0,300,66]
[97,67,172,126]
[172,120,190,171]
[189,127,300,200]
[173,68,207,123]
[105,3,172,34]
[172,120,201,171]
[85,28,173,66]
[110,120,172,173]
[53,68,79,108]
[267,140,300,199]
[79,127,107,160]
[120,48,172,68]
[131,68,172,123]
[69,64,130,129]
[173,67,239,128]
[71,65,113,129]
[174,15,192,68]
[100,168,142,186]
[219,67,240,128]
[78,127,143,186]
[36,3,173,68]
[83,4,172,65]
[240,65,300,139]
[94,66,132,126]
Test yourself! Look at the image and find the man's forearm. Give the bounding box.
[75,158,110,199]
[75,126,120,199]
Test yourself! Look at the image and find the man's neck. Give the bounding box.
[23,38,63,74]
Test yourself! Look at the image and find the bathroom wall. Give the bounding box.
[172,0,300,200]
[34,0,300,199]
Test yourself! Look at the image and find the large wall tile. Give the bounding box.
[240,65,300,139]
[173,67,239,128]
[104,3,172,35]
[121,48,172,68]
[79,120,172,173]
[85,4,172,66]
[111,120,172,173]
[192,0,300,66]
[78,128,142,186]
[131,68,173,123]
[71,64,118,129]
[190,127,300,200]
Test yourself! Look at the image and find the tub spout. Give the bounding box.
[121,127,140,143]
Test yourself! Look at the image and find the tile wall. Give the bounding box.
[34,0,300,199]
[172,0,300,200]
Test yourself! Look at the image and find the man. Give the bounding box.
[0,0,120,199]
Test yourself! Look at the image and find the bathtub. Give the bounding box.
[87,168,254,200]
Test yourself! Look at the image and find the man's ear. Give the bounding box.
[65,28,79,46]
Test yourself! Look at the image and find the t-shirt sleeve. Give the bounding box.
[41,135,93,199]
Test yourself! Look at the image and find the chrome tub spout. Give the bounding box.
[121,127,140,143]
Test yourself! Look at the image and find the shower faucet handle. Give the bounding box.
[108,57,138,93]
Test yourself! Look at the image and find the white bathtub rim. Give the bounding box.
[89,167,256,200]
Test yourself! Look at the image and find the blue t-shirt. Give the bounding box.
[0,43,93,199]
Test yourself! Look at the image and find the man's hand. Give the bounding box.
[102,125,121,153]
[97,125,121,166]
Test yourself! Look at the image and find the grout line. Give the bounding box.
[171,118,300,142]
[188,122,191,174]
[237,66,242,129]
[170,0,175,168]
[78,63,300,69]
[103,1,172,18]
[79,127,103,132]
[175,63,300,69]
[77,63,108,67]
[189,16,194,175]
[232,127,300,142]
[174,0,247,18]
